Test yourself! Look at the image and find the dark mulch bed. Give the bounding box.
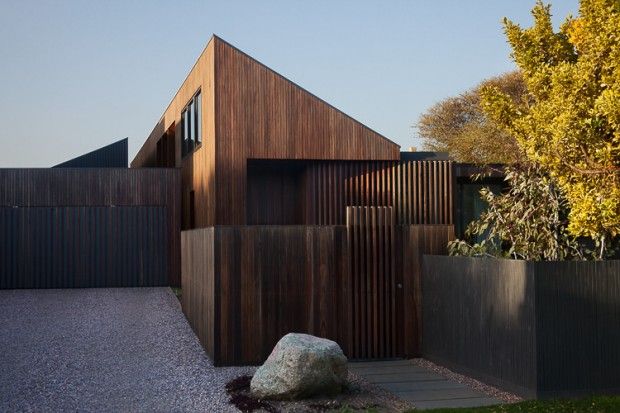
[225,373,409,413]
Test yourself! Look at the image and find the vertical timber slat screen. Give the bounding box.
[305,160,453,226]
[182,224,454,366]
[346,207,396,359]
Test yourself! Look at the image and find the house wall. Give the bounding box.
[132,36,402,227]
[131,41,217,229]
[212,37,401,225]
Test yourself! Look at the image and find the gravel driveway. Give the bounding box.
[0,288,254,412]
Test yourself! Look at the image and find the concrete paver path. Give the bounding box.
[349,359,502,410]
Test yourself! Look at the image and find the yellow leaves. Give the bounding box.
[483,0,620,240]
[566,18,586,50]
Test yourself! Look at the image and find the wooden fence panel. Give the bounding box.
[0,206,168,289]
[422,256,620,398]
[398,225,455,358]
[213,226,351,365]
[182,224,455,366]
[181,228,216,358]
[422,256,537,397]
[534,260,620,397]
[0,168,181,285]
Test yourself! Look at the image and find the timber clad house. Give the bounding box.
[1,37,488,367]
[2,35,618,399]
[131,36,460,365]
[131,36,454,229]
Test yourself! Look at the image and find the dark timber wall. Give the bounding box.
[0,168,181,287]
[54,138,128,168]
[182,223,454,366]
[0,206,168,288]
[246,159,454,226]
[422,256,620,398]
[181,228,216,357]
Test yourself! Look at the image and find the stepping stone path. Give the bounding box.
[349,359,502,410]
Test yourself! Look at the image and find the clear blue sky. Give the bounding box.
[0,0,578,167]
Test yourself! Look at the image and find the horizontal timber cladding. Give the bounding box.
[0,206,168,289]
[181,224,454,366]
[0,168,181,286]
[304,160,454,226]
[422,256,620,398]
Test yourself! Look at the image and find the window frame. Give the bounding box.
[181,89,202,158]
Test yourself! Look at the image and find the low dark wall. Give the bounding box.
[422,256,620,398]
[0,168,181,287]
[534,261,620,397]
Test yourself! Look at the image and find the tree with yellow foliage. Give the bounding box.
[481,0,620,257]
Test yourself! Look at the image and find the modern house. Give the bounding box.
[0,34,485,365]
[131,36,454,230]
[2,35,617,401]
[127,36,458,366]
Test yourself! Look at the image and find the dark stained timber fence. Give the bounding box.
[422,256,620,398]
[181,228,216,358]
[0,168,181,286]
[182,223,454,366]
[0,206,168,289]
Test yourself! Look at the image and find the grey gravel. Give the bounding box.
[0,288,255,412]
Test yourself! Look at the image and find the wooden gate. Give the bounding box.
[346,206,398,359]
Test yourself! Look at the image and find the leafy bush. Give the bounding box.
[449,165,597,260]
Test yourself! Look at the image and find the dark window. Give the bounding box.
[181,110,187,156]
[189,190,196,229]
[181,90,202,157]
[195,92,201,144]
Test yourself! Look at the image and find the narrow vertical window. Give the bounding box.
[195,92,202,144]
[181,89,202,157]
[188,102,194,151]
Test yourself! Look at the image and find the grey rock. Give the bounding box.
[250,333,348,400]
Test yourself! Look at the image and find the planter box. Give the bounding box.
[422,256,620,398]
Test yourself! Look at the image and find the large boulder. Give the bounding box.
[250,333,348,400]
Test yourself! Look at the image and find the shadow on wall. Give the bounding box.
[422,256,620,399]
